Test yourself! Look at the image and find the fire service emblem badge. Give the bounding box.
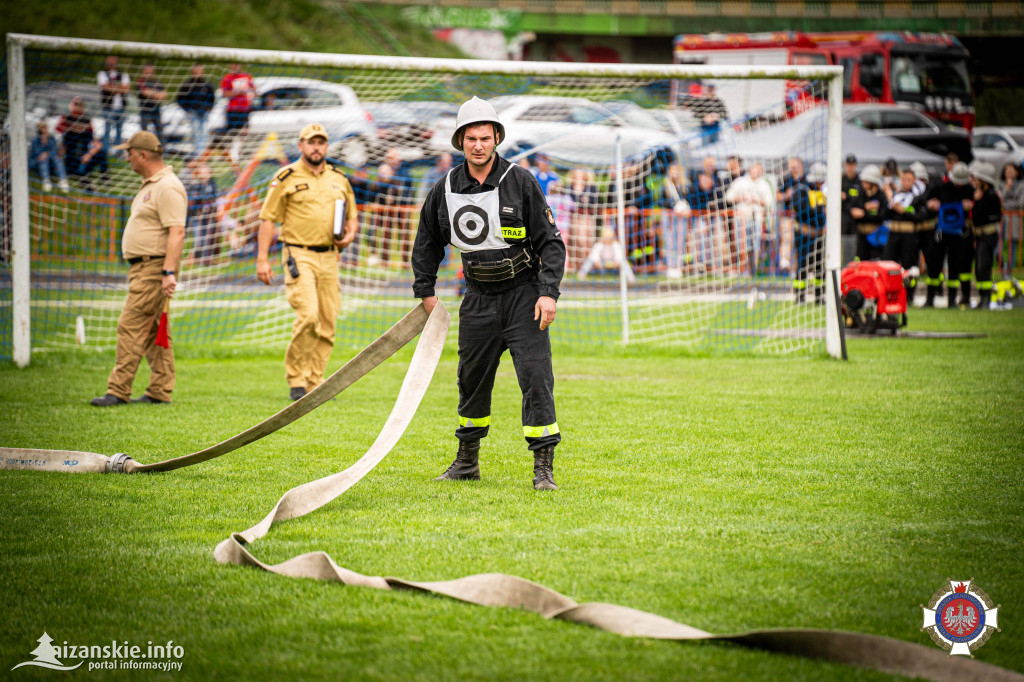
[921,578,1001,657]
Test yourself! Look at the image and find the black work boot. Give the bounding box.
[924,285,937,308]
[435,440,480,480]
[947,289,958,309]
[532,446,558,491]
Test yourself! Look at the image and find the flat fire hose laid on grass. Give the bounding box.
[1,303,1019,682]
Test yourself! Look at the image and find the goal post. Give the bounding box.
[3,33,845,363]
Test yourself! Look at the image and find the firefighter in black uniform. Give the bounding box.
[884,165,929,304]
[411,97,566,491]
[909,161,938,307]
[840,154,861,263]
[925,162,974,308]
[791,162,827,304]
[849,164,889,262]
[969,161,1003,309]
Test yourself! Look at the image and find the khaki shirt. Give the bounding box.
[258,160,357,246]
[121,166,188,259]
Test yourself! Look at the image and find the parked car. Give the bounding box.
[363,100,457,163]
[199,77,376,167]
[25,77,376,167]
[429,95,679,165]
[971,126,1024,171]
[843,103,973,163]
[643,107,702,139]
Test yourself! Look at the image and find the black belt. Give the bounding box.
[126,255,164,265]
[284,242,334,253]
[463,248,533,283]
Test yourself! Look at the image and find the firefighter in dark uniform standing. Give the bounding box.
[849,164,889,262]
[968,161,1003,309]
[925,162,974,308]
[884,165,929,304]
[411,97,566,491]
[840,154,861,264]
[910,161,938,307]
[791,162,827,304]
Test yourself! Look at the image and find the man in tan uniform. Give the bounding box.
[90,131,187,406]
[257,123,358,400]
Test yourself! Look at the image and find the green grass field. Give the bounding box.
[1,306,1022,680]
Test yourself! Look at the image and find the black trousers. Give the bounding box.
[926,230,972,293]
[456,280,560,451]
[856,231,882,261]
[975,231,1000,301]
[916,228,934,272]
[883,231,918,270]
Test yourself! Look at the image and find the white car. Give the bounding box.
[971,126,1024,171]
[26,77,376,167]
[165,76,376,166]
[430,95,679,165]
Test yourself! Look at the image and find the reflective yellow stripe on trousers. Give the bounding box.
[524,423,559,438]
[459,415,491,428]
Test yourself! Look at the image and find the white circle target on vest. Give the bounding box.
[443,166,517,253]
[452,205,490,246]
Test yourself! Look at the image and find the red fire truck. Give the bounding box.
[673,31,975,131]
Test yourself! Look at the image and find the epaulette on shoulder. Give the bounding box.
[328,164,346,175]
[275,167,294,182]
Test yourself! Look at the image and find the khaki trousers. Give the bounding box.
[107,259,174,401]
[283,247,340,391]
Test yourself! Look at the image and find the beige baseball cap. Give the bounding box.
[113,131,163,153]
[299,123,329,142]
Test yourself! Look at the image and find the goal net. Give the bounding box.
[2,34,844,365]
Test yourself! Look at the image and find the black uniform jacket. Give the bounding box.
[412,153,565,301]
[972,187,1002,226]
[851,187,890,227]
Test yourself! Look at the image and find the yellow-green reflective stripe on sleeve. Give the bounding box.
[459,415,490,428]
[524,423,559,438]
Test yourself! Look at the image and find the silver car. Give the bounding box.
[430,95,680,165]
[971,126,1024,171]
[26,77,377,167]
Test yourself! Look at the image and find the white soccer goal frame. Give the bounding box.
[5,32,845,366]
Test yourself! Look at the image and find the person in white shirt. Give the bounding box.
[97,55,131,153]
[724,161,776,275]
[578,227,636,283]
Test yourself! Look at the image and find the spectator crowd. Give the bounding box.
[20,59,1023,309]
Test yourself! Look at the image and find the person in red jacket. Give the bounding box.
[219,63,256,135]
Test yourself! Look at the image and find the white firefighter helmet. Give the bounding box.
[806,162,827,184]
[451,96,505,151]
[949,161,971,186]
[970,160,999,187]
[860,164,883,187]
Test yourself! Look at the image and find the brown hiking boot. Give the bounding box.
[533,446,558,491]
[435,440,481,480]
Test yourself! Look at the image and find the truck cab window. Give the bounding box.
[859,54,884,98]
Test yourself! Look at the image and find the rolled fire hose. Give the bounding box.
[2,303,1019,682]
